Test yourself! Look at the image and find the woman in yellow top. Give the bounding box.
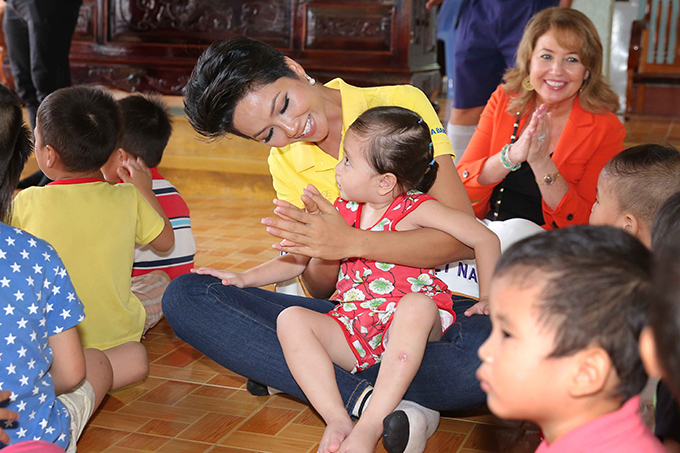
[166,37,488,453]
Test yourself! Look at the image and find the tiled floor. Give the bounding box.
[31,106,680,452]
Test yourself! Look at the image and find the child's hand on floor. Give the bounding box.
[0,390,19,444]
[464,300,490,317]
[191,267,246,288]
[119,157,153,193]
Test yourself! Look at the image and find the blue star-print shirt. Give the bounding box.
[0,223,84,449]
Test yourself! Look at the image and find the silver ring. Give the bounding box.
[537,134,546,142]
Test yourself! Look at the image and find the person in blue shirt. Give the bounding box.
[0,83,113,452]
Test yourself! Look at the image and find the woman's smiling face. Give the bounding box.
[232,73,329,148]
[529,29,589,109]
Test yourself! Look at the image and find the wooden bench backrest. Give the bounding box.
[640,0,680,74]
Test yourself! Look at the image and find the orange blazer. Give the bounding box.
[457,86,625,229]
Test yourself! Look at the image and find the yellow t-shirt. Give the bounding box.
[10,179,165,349]
[268,78,454,207]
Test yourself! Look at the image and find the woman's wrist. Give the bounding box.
[347,228,369,260]
[506,142,527,167]
[529,156,558,175]
[499,144,521,171]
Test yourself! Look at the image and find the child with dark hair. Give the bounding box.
[640,192,680,453]
[100,94,196,332]
[10,86,174,391]
[477,225,664,452]
[589,143,680,247]
[588,144,680,451]
[0,84,113,452]
[194,106,501,452]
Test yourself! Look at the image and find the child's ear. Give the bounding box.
[118,148,132,162]
[623,213,640,237]
[640,327,664,379]
[568,347,613,398]
[44,145,60,169]
[377,173,398,196]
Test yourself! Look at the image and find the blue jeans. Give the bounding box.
[162,273,490,414]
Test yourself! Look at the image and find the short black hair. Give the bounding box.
[37,86,121,173]
[651,191,680,252]
[602,144,680,226]
[649,193,680,399]
[0,84,32,220]
[184,37,297,140]
[117,94,172,168]
[496,225,651,401]
[348,106,438,194]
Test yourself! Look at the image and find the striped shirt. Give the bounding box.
[132,168,196,280]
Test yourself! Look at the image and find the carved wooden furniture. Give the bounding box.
[5,0,439,97]
[0,0,9,87]
[627,0,680,116]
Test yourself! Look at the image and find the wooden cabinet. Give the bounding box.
[53,0,440,96]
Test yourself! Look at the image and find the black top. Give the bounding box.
[655,381,680,443]
[485,163,545,225]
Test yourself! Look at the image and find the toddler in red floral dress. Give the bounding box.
[194,106,500,453]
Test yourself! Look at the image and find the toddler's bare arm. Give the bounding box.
[193,253,311,288]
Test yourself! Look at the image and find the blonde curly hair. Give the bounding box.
[503,7,619,116]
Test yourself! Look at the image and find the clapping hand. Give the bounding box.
[263,185,358,260]
[526,107,552,166]
[506,104,546,165]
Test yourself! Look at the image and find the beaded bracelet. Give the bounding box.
[500,144,521,171]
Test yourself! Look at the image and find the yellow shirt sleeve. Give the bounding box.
[133,187,165,245]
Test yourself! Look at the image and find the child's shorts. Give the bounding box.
[57,379,96,453]
[131,270,171,334]
[328,296,455,373]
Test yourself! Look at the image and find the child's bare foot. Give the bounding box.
[337,419,382,453]
[319,417,355,453]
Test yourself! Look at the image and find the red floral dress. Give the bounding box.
[327,191,456,372]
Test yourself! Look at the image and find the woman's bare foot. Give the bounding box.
[319,416,355,453]
[338,419,382,453]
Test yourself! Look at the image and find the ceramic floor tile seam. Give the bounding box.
[249,405,312,439]
[144,343,190,364]
[664,120,674,140]
[96,411,243,450]
[177,406,269,447]
[455,425,477,453]
[145,369,219,386]
[102,424,220,451]
[450,416,497,427]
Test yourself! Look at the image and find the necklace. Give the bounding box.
[492,112,521,219]
[510,111,520,144]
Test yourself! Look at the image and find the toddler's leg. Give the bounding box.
[277,307,357,453]
[132,270,171,335]
[83,348,113,408]
[103,341,149,390]
[340,293,441,453]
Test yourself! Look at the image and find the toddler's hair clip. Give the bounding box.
[429,158,436,166]
[417,118,424,125]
